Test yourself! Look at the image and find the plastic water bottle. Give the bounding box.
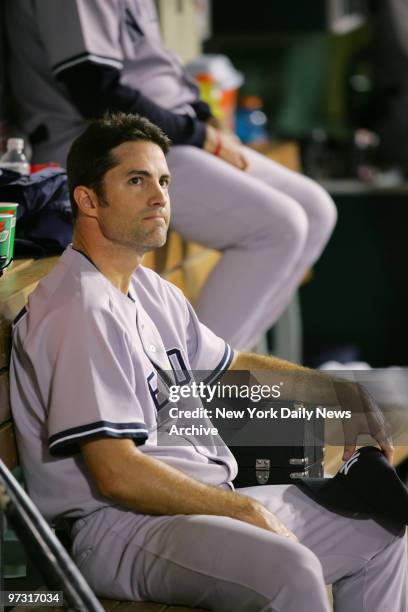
[0,138,30,175]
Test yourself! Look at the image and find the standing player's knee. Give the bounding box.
[288,182,337,269]
[271,199,309,266]
[253,194,308,252]
[316,186,337,239]
[283,201,309,245]
[305,182,337,243]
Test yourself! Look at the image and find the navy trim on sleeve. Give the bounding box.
[48,420,149,457]
[203,343,234,385]
[52,52,123,76]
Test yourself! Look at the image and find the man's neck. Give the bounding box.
[72,229,143,295]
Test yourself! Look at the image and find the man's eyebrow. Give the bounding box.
[126,169,151,177]
[125,169,171,179]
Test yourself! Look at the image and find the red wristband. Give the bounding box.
[213,133,223,156]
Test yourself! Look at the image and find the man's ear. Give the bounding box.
[73,186,99,219]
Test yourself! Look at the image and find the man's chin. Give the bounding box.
[139,230,168,253]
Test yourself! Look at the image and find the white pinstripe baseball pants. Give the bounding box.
[70,484,407,611]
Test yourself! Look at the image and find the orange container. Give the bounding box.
[186,55,244,130]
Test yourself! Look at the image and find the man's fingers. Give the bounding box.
[240,154,250,171]
[373,428,394,464]
[381,443,394,464]
[342,419,358,461]
[343,425,394,464]
[343,444,357,462]
[338,382,395,464]
[229,150,249,171]
[362,388,394,463]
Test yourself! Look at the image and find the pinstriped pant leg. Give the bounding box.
[242,484,407,612]
[71,505,330,612]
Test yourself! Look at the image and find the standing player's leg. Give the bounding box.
[242,483,407,612]
[167,146,313,350]
[241,145,337,320]
[71,505,330,612]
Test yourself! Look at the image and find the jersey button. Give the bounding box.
[149,344,156,352]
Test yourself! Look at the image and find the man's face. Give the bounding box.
[95,140,171,253]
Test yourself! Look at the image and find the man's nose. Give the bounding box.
[148,182,168,207]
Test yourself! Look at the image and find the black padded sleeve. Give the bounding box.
[57,61,207,147]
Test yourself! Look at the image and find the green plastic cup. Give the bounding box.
[0,203,18,258]
[0,213,14,274]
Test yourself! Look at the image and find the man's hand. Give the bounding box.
[238,500,298,542]
[206,116,224,130]
[204,124,249,171]
[335,380,394,463]
[206,117,242,144]
[229,352,395,465]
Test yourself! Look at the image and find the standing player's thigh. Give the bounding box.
[166,145,306,250]
[71,504,323,610]
[240,483,402,585]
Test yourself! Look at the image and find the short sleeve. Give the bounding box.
[35,0,123,77]
[184,299,234,384]
[46,301,148,457]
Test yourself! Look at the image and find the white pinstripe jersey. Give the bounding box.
[10,247,237,523]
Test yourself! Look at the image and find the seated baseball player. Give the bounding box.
[10,114,406,612]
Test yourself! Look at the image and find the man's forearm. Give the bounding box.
[82,437,254,519]
[230,351,342,406]
[230,352,394,463]
[81,437,296,539]
[110,450,250,516]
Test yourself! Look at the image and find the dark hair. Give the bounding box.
[66,113,171,219]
